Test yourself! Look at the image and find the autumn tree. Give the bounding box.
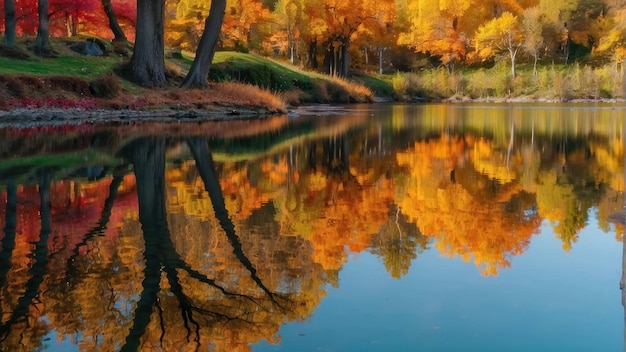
[34,0,52,54]
[296,0,327,68]
[180,0,226,88]
[101,0,127,41]
[273,0,305,63]
[314,0,394,77]
[221,0,270,50]
[521,6,544,75]
[397,0,474,71]
[537,0,604,62]
[596,7,626,95]
[3,0,16,46]
[475,12,524,78]
[126,0,166,86]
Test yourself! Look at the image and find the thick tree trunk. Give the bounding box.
[102,0,127,41]
[128,0,166,86]
[180,0,226,88]
[4,0,16,47]
[35,0,52,55]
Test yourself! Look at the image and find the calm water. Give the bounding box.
[0,103,624,351]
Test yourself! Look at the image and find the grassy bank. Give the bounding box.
[2,37,621,114]
[0,38,382,113]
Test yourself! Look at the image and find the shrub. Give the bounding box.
[448,72,466,96]
[595,66,620,98]
[89,74,121,98]
[551,68,572,100]
[0,44,30,60]
[391,72,409,97]
[466,70,492,98]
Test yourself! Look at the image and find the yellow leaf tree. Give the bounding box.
[475,12,524,78]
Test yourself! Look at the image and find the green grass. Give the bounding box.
[202,51,377,103]
[0,52,122,79]
[351,72,395,97]
[208,51,314,91]
[0,38,380,103]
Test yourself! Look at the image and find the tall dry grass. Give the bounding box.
[105,82,287,112]
[211,82,286,112]
[325,76,374,103]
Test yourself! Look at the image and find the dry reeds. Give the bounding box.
[211,82,287,112]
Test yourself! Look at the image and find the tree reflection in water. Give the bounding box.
[0,106,624,351]
[117,137,313,351]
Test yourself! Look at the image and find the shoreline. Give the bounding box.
[0,105,277,128]
[2,97,626,128]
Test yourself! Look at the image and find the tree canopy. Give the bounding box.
[3,0,626,77]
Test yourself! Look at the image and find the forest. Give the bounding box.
[3,0,626,82]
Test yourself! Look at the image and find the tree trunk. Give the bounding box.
[34,0,52,55]
[120,138,166,352]
[339,37,350,77]
[128,0,166,86]
[509,47,517,79]
[180,0,226,88]
[622,55,626,99]
[0,172,51,339]
[187,138,277,299]
[102,0,127,41]
[307,39,317,69]
[0,180,17,290]
[4,0,16,47]
[324,42,336,76]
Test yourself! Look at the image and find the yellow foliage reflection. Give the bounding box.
[397,135,541,275]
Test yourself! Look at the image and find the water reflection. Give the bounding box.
[0,103,624,351]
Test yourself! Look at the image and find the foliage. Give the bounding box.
[0,0,136,38]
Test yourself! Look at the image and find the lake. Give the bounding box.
[0,103,624,351]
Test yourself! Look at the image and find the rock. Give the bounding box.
[70,41,104,56]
